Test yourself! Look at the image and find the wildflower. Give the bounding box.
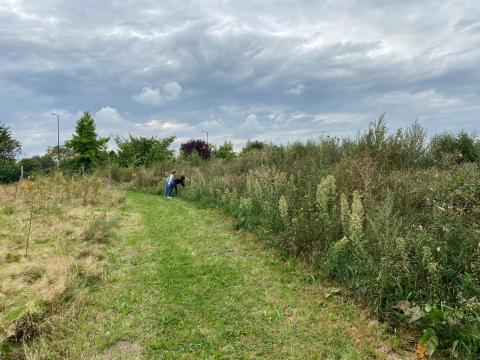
[349,190,364,244]
[278,196,288,220]
[253,178,263,200]
[316,175,337,223]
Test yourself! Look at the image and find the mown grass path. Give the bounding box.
[32,192,411,359]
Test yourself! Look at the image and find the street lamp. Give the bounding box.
[201,130,209,147]
[51,113,60,164]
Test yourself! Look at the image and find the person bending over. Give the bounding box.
[165,170,176,198]
[172,175,186,195]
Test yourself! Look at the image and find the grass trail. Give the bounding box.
[28,192,412,359]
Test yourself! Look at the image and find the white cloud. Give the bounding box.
[239,114,264,131]
[198,119,225,129]
[3,1,480,156]
[312,112,366,125]
[367,89,464,109]
[132,82,183,106]
[95,106,126,126]
[143,119,193,131]
[285,84,306,95]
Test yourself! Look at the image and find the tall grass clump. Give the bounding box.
[130,118,479,358]
[0,171,124,358]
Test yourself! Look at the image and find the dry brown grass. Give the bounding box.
[0,173,126,356]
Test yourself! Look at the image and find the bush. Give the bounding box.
[132,119,480,358]
[180,139,212,160]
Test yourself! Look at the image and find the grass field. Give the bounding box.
[20,192,413,359]
[0,176,124,359]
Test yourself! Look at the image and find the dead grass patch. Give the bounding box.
[0,176,126,357]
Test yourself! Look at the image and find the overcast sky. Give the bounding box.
[1,0,479,156]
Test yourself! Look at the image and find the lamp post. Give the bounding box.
[51,113,60,164]
[201,130,209,148]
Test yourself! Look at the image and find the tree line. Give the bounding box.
[2,112,479,183]
[0,112,271,182]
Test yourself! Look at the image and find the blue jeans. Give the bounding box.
[165,183,174,197]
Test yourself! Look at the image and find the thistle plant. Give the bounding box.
[278,195,289,222]
[316,175,337,223]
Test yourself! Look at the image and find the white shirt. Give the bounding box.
[167,174,175,185]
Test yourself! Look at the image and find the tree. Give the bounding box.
[242,140,266,153]
[46,145,76,168]
[65,112,109,171]
[0,123,21,165]
[216,141,235,160]
[115,135,175,167]
[430,131,479,163]
[180,139,212,160]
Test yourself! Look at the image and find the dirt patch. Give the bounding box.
[103,340,143,360]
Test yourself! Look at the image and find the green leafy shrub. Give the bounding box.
[131,119,480,358]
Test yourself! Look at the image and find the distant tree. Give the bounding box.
[180,139,212,160]
[46,145,76,168]
[0,123,21,165]
[216,141,235,160]
[65,112,109,171]
[115,135,175,167]
[0,123,21,183]
[242,140,266,153]
[429,131,479,163]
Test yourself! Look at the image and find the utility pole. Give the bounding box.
[201,130,209,148]
[51,113,60,165]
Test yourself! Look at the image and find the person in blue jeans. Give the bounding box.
[164,170,176,198]
[172,175,186,196]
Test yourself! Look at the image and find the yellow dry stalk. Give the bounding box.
[278,195,289,221]
[316,175,337,223]
[253,178,263,200]
[273,172,288,190]
[246,173,254,194]
[349,190,365,244]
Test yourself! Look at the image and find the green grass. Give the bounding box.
[26,191,412,359]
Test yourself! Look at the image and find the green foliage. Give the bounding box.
[126,118,480,357]
[2,204,14,215]
[5,252,21,263]
[115,134,175,167]
[242,140,266,153]
[429,131,479,165]
[82,212,117,243]
[215,141,235,160]
[65,112,109,171]
[0,123,21,165]
[162,119,479,358]
[0,123,21,183]
[0,163,19,183]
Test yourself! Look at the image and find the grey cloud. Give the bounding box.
[1,0,479,156]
